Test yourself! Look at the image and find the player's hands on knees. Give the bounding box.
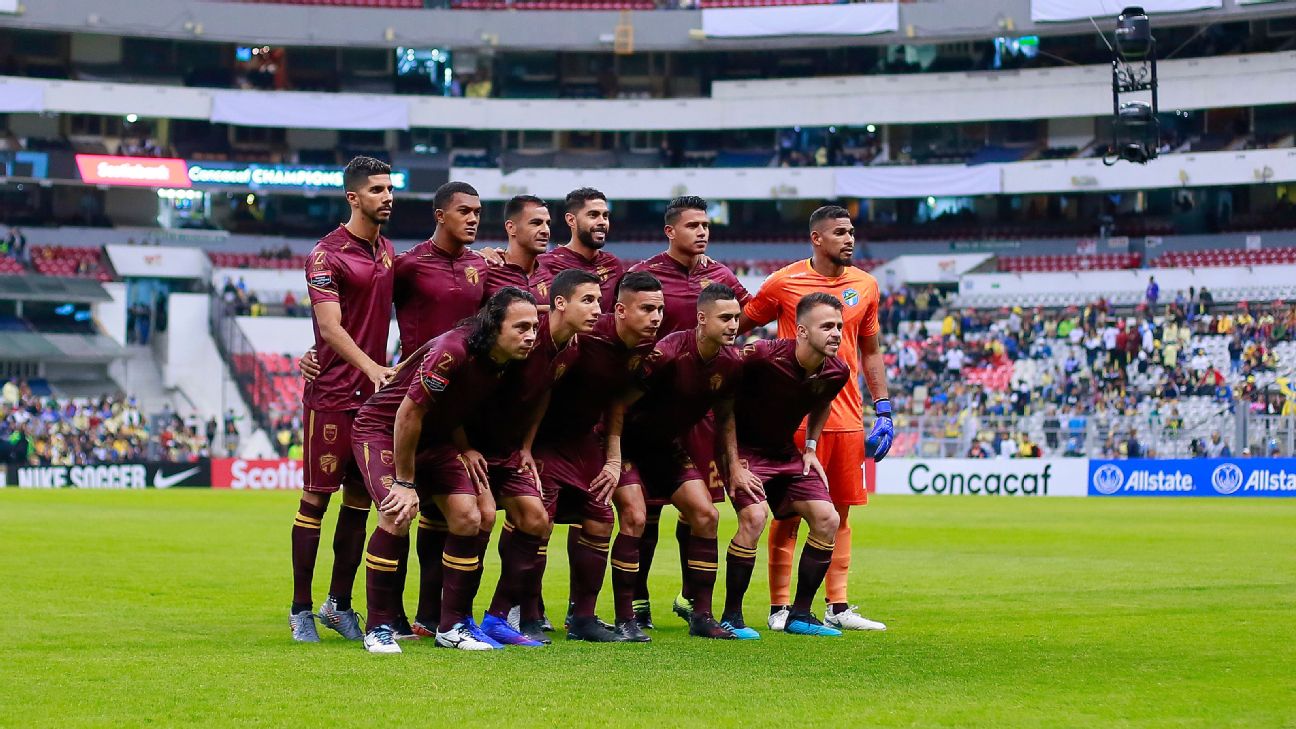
[365,363,397,391]
[298,348,320,382]
[728,465,765,501]
[518,449,543,498]
[590,459,621,504]
[866,398,895,462]
[802,450,829,487]
[459,449,490,494]
[381,481,420,529]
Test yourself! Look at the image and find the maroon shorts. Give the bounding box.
[682,414,726,504]
[534,435,615,525]
[353,436,398,503]
[623,441,704,507]
[415,444,476,497]
[730,450,831,520]
[487,452,542,502]
[304,408,364,495]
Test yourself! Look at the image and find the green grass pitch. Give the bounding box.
[2,490,1294,728]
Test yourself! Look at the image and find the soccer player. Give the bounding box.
[289,156,397,643]
[468,269,602,646]
[619,283,745,639]
[625,195,751,629]
[723,293,850,637]
[351,287,540,653]
[531,187,624,304]
[533,271,663,642]
[740,205,894,633]
[482,194,550,299]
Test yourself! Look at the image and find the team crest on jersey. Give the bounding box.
[622,462,634,473]
[380,475,394,490]
[554,363,568,381]
[627,355,642,372]
[700,278,713,289]
[595,266,612,281]
[465,266,480,285]
[537,282,549,299]
[842,288,860,307]
[323,424,338,443]
[380,449,394,466]
[381,251,392,269]
[710,374,724,391]
[319,454,338,474]
[422,372,449,392]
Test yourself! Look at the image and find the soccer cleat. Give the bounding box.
[784,612,842,637]
[539,613,555,632]
[632,599,654,629]
[767,605,790,632]
[519,619,552,645]
[614,618,652,643]
[289,610,321,643]
[506,605,522,632]
[566,615,629,643]
[391,614,419,641]
[410,620,437,639]
[435,623,495,651]
[720,615,761,640]
[688,614,736,640]
[464,617,505,650]
[481,614,545,647]
[317,597,364,641]
[824,605,887,631]
[363,625,402,654]
[671,593,694,623]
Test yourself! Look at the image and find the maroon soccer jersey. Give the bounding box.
[532,246,624,306]
[734,339,849,458]
[392,240,487,361]
[352,327,510,447]
[302,225,395,413]
[466,314,580,458]
[628,252,751,336]
[483,261,540,300]
[626,330,742,448]
[537,312,652,446]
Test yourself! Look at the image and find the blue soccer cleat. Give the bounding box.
[784,611,843,637]
[464,616,505,650]
[720,614,761,640]
[481,613,544,647]
[317,596,364,641]
[289,610,320,642]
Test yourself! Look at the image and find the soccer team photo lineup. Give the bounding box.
[287,167,895,650]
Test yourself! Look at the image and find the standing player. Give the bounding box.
[289,156,397,643]
[623,195,751,629]
[723,293,850,637]
[351,288,540,653]
[470,269,602,646]
[619,283,745,639]
[531,187,624,304]
[482,195,550,298]
[740,205,894,632]
[533,271,663,642]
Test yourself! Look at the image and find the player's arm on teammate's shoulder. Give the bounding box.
[716,396,763,499]
[451,426,490,494]
[385,396,426,527]
[859,332,895,461]
[313,301,395,390]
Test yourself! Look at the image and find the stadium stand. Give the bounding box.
[28,246,115,282]
[1155,247,1296,268]
[997,254,1140,273]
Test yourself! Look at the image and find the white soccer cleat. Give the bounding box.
[435,623,494,651]
[824,604,887,631]
[767,606,789,632]
[363,626,402,654]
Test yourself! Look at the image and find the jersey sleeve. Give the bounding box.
[742,272,783,326]
[407,336,463,409]
[720,268,753,307]
[305,247,340,305]
[859,274,881,338]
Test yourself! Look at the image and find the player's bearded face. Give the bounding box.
[439,193,481,245]
[815,217,856,267]
[570,202,610,250]
[619,291,664,341]
[352,174,394,225]
[496,302,540,360]
[668,210,709,255]
[700,300,741,346]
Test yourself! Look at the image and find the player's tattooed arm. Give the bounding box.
[858,333,890,404]
[801,399,831,486]
[590,399,629,503]
[313,301,395,390]
[717,397,763,499]
[384,397,426,528]
[452,427,490,494]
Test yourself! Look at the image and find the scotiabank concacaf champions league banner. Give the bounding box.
[0,460,211,489]
[1087,458,1296,497]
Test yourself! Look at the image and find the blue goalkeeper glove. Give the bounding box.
[865,398,894,462]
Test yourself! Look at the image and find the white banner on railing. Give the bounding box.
[875,458,1090,497]
[702,2,898,38]
[211,90,409,131]
[835,164,1002,198]
[1031,0,1221,22]
[0,77,44,113]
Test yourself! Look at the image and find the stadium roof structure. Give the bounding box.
[0,275,113,304]
[0,332,125,363]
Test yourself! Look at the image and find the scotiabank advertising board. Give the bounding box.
[212,458,304,490]
[875,458,1089,497]
[75,154,191,188]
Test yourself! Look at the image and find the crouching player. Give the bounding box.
[721,292,849,637]
[350,288,539,653]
